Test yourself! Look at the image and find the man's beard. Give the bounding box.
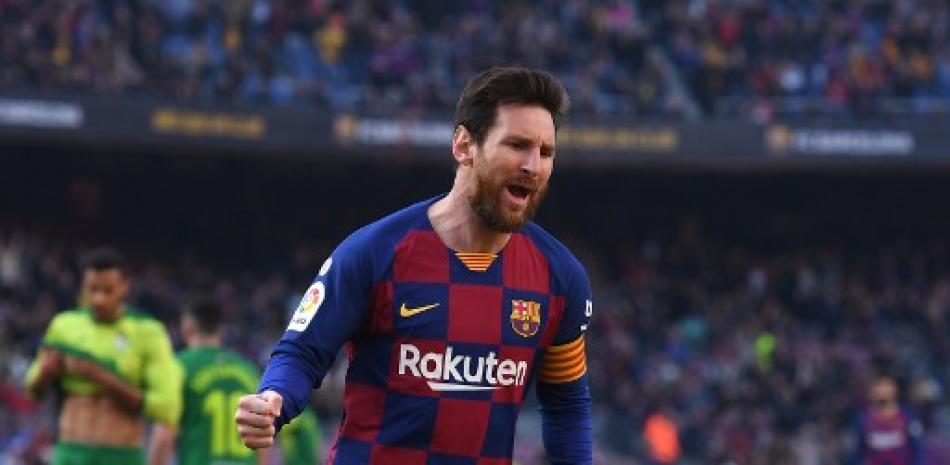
[468,167,547,233]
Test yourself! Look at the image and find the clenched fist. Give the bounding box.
[234,390,283,449]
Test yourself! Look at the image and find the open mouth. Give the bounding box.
[506,184,531,200]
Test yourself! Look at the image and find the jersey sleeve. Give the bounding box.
[259,234,375,427]
[538,255,592,384]
[535,254,593,465]
[23,314,65,394]
[849,414,867,465]
[141,320,184,427]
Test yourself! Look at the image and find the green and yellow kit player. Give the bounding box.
[24,248,183,465]
[278,406,321,465]
[149,299,265,465]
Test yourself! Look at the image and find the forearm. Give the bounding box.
[97,372,143,412]
[538,378,593,465]
[147,424,177,465]
[24,350,61,397]
[259,343,323,429]
[26,364,59,397]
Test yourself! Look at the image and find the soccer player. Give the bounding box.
[23,247,182,465]
[235,67,593,465]
[148,298,264,465]
[850,375,923,465]
[279,408,322,465]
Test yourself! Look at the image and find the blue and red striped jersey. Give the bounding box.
[260,196,593,465]
[853,408,923,465]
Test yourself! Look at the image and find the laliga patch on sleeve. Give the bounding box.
[318,257,333,277]
[287,281,326,332]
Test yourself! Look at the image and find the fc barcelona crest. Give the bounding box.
[510,300,542,338]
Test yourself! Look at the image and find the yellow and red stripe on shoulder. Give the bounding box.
[538,335,587,383]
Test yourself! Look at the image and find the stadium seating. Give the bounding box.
[2,1,945,118]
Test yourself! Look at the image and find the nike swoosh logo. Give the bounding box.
[400,302,440,317]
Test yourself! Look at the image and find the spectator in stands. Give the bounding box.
[850,375,924,465]
[642,403,682,465]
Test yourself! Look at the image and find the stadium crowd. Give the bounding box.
[2,208,949,464]
[648,0,950,118]
[2,0,948,119]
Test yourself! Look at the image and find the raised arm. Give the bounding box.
[240,234,375,448]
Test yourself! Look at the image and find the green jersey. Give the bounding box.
[24,307,183,427]
[177,346,260,465]
[279,408,321,465]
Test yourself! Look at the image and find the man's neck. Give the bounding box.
[429,189,511,253]
[92,304,126,323]
[187,334,222,349]
[876,407,899,420]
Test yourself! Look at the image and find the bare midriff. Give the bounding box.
[59,394,142,447]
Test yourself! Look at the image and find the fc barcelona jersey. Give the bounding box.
[855,409,923,465]
[260,196,592,465]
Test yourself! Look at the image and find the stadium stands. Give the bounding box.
[5,1,945,118]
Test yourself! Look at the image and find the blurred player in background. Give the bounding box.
[148,299,263,465]
[278,407,321,465]
[851,375,924,465]
[23,248,182,465]
[148,298,322,465]
[235,67,593,465]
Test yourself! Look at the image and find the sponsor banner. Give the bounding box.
[0,93,323,153]
[150,108,266,140]
[332,114,693,155]
[765,125,916,157]
[334,114,451,147]
[559,125,680,153]
[331,116,768,161]
[0,98,83,129]
[1,92,949,164]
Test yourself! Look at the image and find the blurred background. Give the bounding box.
[1,0,949,464]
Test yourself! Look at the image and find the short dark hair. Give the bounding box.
[184,299,223,335]
[81,247,128,274]
[454,67,569,146]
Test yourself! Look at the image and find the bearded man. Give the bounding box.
[235,67,594,465]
